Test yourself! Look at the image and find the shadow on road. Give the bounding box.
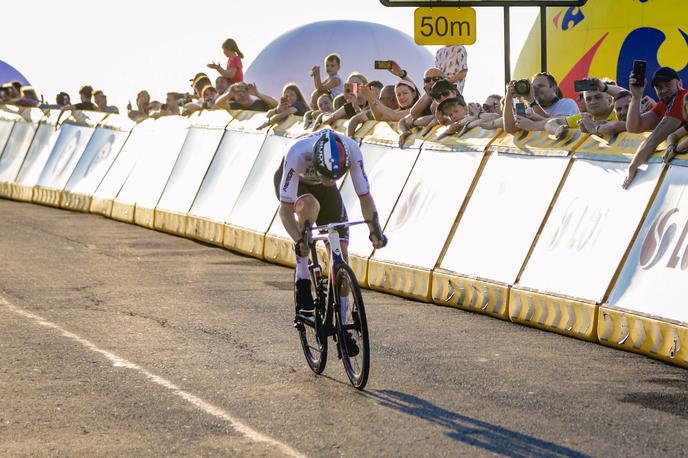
[367,389,591,458]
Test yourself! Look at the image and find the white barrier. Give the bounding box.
[0,108,43,197]
[154,111,231,235]
[185,113,269,246]
[110,116,191,226]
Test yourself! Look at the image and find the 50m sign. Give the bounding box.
[414,7,476,45]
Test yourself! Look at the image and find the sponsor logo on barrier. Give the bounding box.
[639,207,688,271]
[84,133,116,177]
[546,198,609,252]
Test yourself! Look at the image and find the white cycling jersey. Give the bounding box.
[279,129,370,204]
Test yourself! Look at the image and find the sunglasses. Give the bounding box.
[424,76,443,84]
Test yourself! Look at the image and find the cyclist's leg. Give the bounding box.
[294,187,322,312]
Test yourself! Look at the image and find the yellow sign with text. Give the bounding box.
[414,7,476,46]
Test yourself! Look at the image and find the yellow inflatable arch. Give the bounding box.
[514,0,688,99]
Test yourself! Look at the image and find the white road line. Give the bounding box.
[1,295,305,458]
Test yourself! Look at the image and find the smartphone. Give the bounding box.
[515,102,526,117]
[351,82,360,96]
[374,60,393,70]
[344,83,352,94]
[280,96,288,104]
[574,79,597,92]
[632,60,647,87]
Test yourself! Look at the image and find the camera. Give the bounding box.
[514,79,531,96]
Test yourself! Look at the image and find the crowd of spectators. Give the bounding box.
[1,37,686,188]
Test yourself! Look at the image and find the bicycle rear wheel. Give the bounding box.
[334,264,370,389]
[295,273,328,374]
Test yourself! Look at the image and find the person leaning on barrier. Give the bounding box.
[259,83,309,130]
[93,90,119,114]
[398,67,444,134]
[214,82,277,112]
[545,82,617,139]
[127,90,151,122]
[303,93,334,129]
[661,92,688,164]
[623,67,687,188]
[455,94,504,132]
[311,72,369,130]
[504,72,579,133]
[73,85,97,111]
[345,81,383,137]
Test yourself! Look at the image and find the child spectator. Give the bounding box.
[215,76,229,95]
[437,97,467,124]
[165,92,183,116]
[314,72,369,129]
[310,53,344,107]
[214,82,277,112]
[303,93,334,129]
[259,83,309,129]
[127,90,151,122]
[207,38,244,85]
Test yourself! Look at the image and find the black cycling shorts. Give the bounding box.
[273,161,349,240]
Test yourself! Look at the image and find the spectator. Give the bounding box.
[215,76,229,95]
[545,86,616,138]
[435,45,468,94]
[310,53,344,107]
[93,90,119,113]
[303,93,334,129]
[663,92,688,162]
[455,94,504,132]
[74,85,97,111]
[314,72,369,128]
[614,90,631,122]
[165,92,183,116]
[399,67,444,134]
[437,97,467,123]
[214,82,277,112]
[259,83,309,129]
[207,38,244,85]
[56,92,71,107]
[127,90,151,122]
[624,67,687,188]
[16,87,40,107]
[379,84,398,110]
[183,84,219,115]
[504,72,579,133]
[364,79,418,122]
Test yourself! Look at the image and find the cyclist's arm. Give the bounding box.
[279,203,303,243]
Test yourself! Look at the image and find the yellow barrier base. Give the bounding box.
[60,191,92,212]
[367,259,432,302]
[32,187,62,207]
[263,233,296,268]
[133,206,155,229]
[509,287,597,341]
[348,254,369,288]
[223,224,265,259]
[0,182,12,199]
[154,209,187,236]
[598,307,688,369]
[90,197,114,217]
[185,215,224,246]
[110,200,135,223]
[431,271,509,320]
[10,183,33,202]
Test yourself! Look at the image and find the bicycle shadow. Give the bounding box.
[366,389,591,458]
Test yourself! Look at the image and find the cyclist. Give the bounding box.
[273,129,387,350]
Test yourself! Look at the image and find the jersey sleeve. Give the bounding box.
[279,142,305,204]
[346,138,371,197]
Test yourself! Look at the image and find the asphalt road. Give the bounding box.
[1,199,687,457]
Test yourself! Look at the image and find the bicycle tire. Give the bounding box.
[295,270,328,374]
[334,264,370,389]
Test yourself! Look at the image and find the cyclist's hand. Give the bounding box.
[294,239,309,257]
[369,232,388,249]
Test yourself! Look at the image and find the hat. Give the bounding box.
[652,67,680,86]
[430,79,458,98]
[191,72,212,96]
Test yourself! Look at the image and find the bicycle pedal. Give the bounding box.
[293,320,304,331]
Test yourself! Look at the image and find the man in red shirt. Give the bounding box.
[623,67,686,189]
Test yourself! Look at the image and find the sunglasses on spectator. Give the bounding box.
[424,76,443,84]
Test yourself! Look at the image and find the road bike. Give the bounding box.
[293,220,370,390]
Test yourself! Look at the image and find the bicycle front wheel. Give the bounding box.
[334,264,370,389]
[296,275,328,374]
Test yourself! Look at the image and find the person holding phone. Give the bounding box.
[545,81,617,138]
[310,53,344,107]
[258,83,309,130]
[623,66,687,188]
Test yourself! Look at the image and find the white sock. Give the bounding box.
[296,256,309,280]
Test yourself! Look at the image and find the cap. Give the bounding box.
[652,67,680,86]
